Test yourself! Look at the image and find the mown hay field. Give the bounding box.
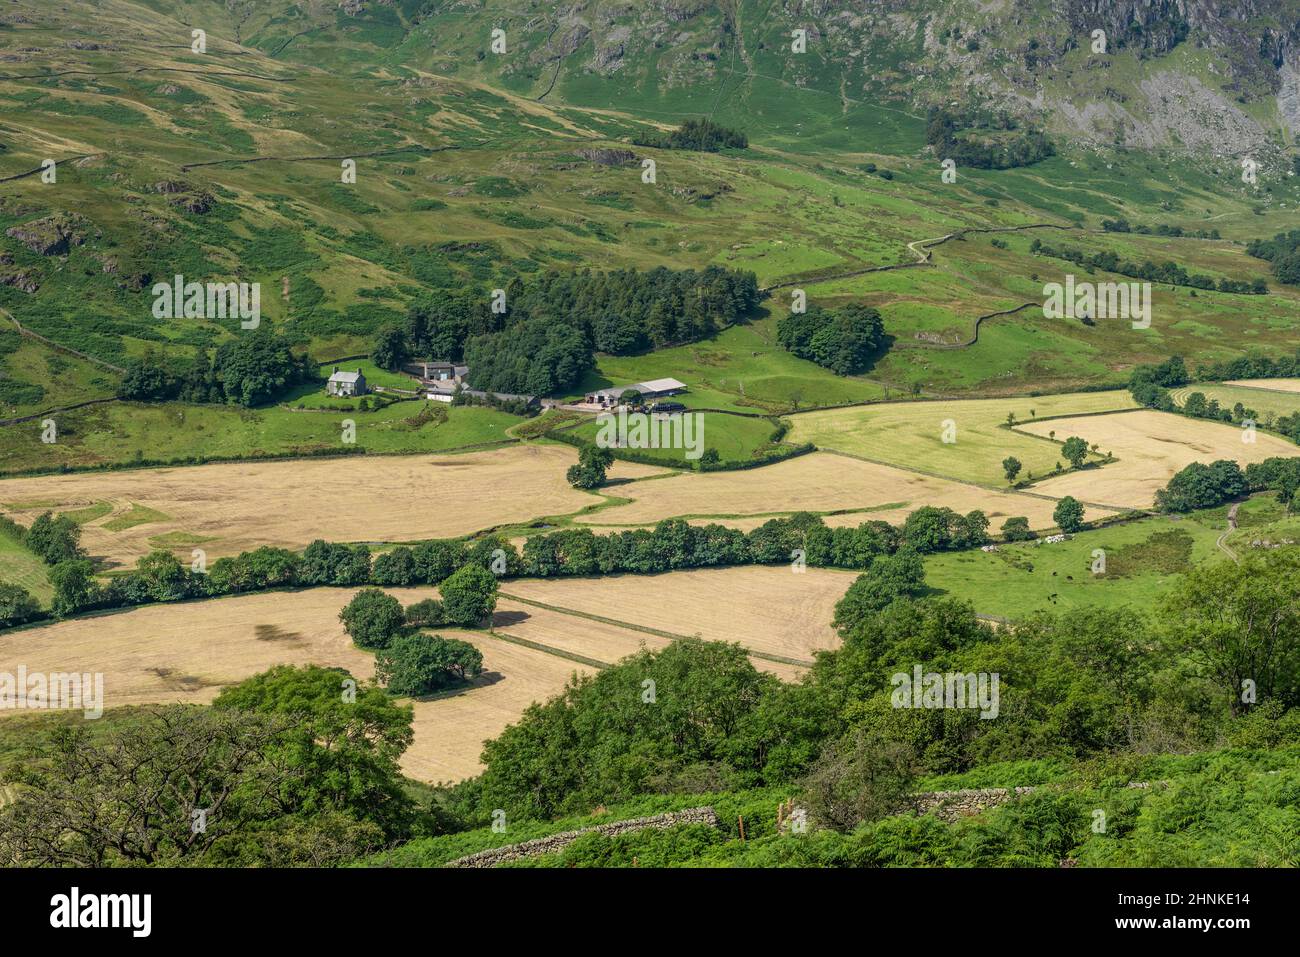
[0,586,592,783]
[1170,383,1300,420]
[490,598,807,681]
[1022,410,1297,509]
[0,445,667,570]
[0,529,50,604]
[502,565,855,664]
[1226,379,1300,394]
[584,451,1120,529]
[787,391,1137,485]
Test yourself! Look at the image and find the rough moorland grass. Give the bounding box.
[0,333,117,419]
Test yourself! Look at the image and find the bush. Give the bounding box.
[24,512,85,565]
[0,583,40,627]
[1155,460,1247,512]
[438,564,499,627]
[801,731,918,832]
[1052,496,1085,532]
[566,445,613,489]
[372,546,418,586]
[832,550,926,632]
[49,559,99,618]
[632,118,747,152]
[404,598,445,627]
[376,632,483,696]
[339,588,407,649]
[1000,516,1037,541]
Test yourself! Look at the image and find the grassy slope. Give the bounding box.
[1,0,1299,417]
[568,319,886,414]
[789,390,1136,486]
[924,496,1290,620]
[0,399,521,473]
[0,521,50,604]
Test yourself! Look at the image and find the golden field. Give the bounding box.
[502,564,853,664]
[1225,378,1300,394]
[0,445,667,570]
[582,451,1119,528]
[492,595,809,681]
[0,586,591,783]
[0,566,823,780]
[1022,410,1297,509]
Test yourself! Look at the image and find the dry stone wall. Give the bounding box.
[446,806,720,868]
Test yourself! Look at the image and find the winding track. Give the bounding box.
[1216,502,1241,563]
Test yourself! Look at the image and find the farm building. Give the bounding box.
[326,367,367,397]
[405,360,468,383]
[425,381,539,409]
[585,378,687,409]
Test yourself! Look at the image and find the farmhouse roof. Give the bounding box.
[426,382,537,404]
[589,378,687,399]
[463,388,537,404]
[329,369,363,383]
[637,377,687,393]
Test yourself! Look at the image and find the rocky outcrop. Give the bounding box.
[4,214,94,256]
[576,147,638,166]
[169,192,215,215]
[0,266,40,294]
[446,807,721,867]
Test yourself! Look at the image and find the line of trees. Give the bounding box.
[1193,349,1300,383]
[1127,355,1187,410]
[1101,219,1221,239]
[1129,355,1300,444]
[8,542,1299,865]
[459,547,1300,828]
[16,504,1061,627]
[1156,455,1300,513]
[1030,239,1267,294]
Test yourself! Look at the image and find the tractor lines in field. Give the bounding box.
[497,592,816,668]
[815,447,1135,515]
